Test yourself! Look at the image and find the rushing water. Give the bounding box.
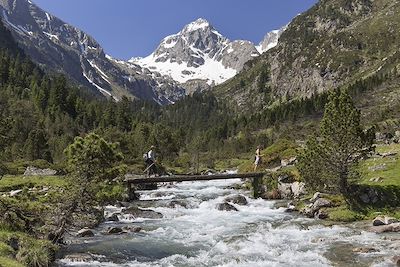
[57,178,399,267]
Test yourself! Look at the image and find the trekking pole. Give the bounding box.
[143,162,155,174]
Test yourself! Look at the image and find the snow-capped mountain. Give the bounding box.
[0,0,185,104]
[129,18,260,89]
[256,25,287,54]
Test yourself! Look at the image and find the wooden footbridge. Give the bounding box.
[124,173,265,199]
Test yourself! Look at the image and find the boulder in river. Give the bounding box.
[216,202,238,212]
[168,200,188,208]
[106,227,124,235]
[352,247,379,253]
[370,223,400,233]
[123,206,163,219]
[224,194,248,205]
[64,253,94,263]
[315,210,328,220]
[77,228,94,237]
[392,256,400,266]
[122,226,142,233]
[372,216,398,226]
[105,213,120,222]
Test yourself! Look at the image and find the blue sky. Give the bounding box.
[33,0,318,60]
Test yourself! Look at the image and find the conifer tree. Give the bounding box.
[297,89,375,194]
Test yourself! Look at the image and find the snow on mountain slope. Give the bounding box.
[256,25,287,54]
[130,18,259,86]
[0,0,185,104]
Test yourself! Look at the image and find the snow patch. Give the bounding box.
[43,32,59,41]
[83,72,112,97]
[87,60,110,84]
[45,12,51,21]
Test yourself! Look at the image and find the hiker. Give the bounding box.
[144,145,157,176]
[254,145,262,172]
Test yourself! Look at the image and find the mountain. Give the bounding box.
[214,0,400,114]
[0,0,185,104]
[256,25,287,54]
[129,18,261,93]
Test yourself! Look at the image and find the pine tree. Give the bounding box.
[297,89,375,194]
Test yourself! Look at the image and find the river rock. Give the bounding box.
[392,256,400,266]
[373,216,386,226]
[224,194,248,205]
[23,166,57,176]
[352,247,379,253]
[122,226,142,233]
[216,202,238,212]
[370,223,400,233]
[291,182,306,198]
[168,200,188,208]
[106,227,124,235]
[77,228,94,237]
[278,183,293,199]
[262,189,281,200]
[301,207,315,218]
[105,213,120,222]
[64,253,94,262]
[312,198,332,210]
[372,216,398,226]
[315,210,328,220]
[123,206,163,219]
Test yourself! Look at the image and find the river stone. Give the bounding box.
[262,189,281,200]
[301,207,315,218]
[370,223,400,233]
[392,256,400,266]
[291,182,306,198]
[106,227,124,235]
[224,194,248,205]
[216,202,238,212]
[77,228,94,237]
[168,200,188,208]
[312,198,332,210]
[385,216,399,225]
[123,206,163,219]
[122,226,142,233]
[105,213,120,222]
[278,183,293,199]
[352,247,379,253]
[64,253,94,262]
[373,216,386,226]
[315,210,328,220]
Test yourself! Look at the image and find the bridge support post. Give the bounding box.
[252,176,261,198]
[126,182,138,201]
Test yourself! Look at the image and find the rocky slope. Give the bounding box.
[214,0,400,113]
[0,0,185,104]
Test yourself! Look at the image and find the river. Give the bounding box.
[57,178,399,267]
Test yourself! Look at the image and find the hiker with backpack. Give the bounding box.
[143,145,157,176]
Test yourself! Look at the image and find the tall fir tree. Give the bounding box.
[297,89,375,194]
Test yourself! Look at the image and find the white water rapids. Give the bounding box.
[57,179,399,267]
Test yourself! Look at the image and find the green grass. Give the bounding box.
[0,256,24,267]
[327,206,365,222]
[0,175,67,192]
[359,143,400,186]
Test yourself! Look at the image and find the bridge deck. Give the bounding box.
[125,173,264,184]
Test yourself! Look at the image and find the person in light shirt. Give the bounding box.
[254,145,262,172]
